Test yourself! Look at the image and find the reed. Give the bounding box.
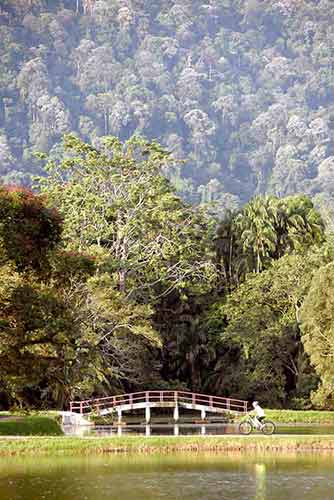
[1,435,334,456]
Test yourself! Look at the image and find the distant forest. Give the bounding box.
[1,0,334,216]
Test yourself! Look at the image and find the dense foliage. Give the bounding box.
[0,185,62,270]
[301,262,334,408]
[1,134,331,410]
[0,137,216,408]
[1,1,334,410]
[1,0,334,216]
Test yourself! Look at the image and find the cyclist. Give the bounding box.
[239,401,275,435]
[252,401,265,427]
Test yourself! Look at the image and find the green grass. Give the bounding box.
[0,417,63,436]
[265,410,334,424]
[1,435,334,456]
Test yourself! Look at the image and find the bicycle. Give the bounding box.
[239,415,276,435]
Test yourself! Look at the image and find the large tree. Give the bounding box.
[36,134,217,399]
[0,186,99,407]
[0,185,62,271]
[38,134,216,301]
[301,261,334,408]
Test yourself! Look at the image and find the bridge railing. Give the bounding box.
[69,391,248,415]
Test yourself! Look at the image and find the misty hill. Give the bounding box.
[1,0,334,213]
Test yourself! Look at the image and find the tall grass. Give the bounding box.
[1,435,334,456]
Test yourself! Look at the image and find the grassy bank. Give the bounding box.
[0,417,63,436]
[1,435,334,456]
[265,410,334,424]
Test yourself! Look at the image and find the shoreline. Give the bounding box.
[1,435,334,456]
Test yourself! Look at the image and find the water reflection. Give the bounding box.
[254,464,266,500]
[1,453,334,500]
[63,422,239,437]
[63,422,334,437]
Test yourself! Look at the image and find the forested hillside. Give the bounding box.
[1,0,334,211]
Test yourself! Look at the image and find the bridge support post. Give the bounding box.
[174,424,179,436]
[145,406,151,424]
[117,408,122,424]
[201,409,206,420]
[145,424,151,436]
[173,404,179,422]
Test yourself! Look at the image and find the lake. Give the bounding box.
[1,452,334,499]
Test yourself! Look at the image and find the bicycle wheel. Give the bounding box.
[261,420,275,435]
[239,421,252,435]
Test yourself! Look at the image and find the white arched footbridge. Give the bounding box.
[63,391,249,426]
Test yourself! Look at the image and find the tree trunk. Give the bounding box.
[0,98,5,126]
[104,108,110,135]
[256,249,261,273]
[229,233,233,286]
[119,269,126,292]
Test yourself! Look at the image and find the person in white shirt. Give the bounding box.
[252,401,265,427]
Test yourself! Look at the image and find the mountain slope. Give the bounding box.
[0,0,334,212]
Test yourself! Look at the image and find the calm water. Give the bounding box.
[0,453,334,500]
[64,423,334,437]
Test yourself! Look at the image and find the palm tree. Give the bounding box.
[269,195,325,258]
[235,196,277,274]
[285,195,325,250]
[216,195,325,286]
